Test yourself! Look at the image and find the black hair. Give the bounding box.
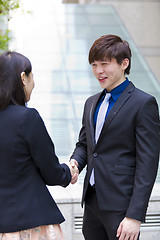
[0,51,32,109]
[89,34,132,75]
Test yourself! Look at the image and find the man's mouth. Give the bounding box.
[98,77,107,82]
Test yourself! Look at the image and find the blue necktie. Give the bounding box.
[90,93,111,186]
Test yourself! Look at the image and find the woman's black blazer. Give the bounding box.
[0,104,71,233]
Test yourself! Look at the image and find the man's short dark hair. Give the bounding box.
[89,34,132,75]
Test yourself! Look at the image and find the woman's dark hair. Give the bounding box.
[0,51,32,109]
[89,34,132,75]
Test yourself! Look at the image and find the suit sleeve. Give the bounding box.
[126,96,160,222]
[23,108,71,187]
[70,101,88,173]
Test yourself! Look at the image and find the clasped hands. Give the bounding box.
[67,159,79,184]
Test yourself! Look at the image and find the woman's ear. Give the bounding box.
[21,72,26,86]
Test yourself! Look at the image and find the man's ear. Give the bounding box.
[21,72,26,86]
[122,58,129,70]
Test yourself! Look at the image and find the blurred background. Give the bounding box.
[0,0,160,239]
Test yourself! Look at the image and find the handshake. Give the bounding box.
[67,159,79,184]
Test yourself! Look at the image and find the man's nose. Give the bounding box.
[96,65,104,74]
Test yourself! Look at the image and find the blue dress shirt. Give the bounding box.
[94,78,130,127]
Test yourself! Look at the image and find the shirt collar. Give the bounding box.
[103,78,130,102]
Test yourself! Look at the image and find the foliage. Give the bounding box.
[0,0,20,20]
[0,0,21,51]
[0,30,11,51]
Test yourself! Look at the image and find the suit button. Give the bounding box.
[93,153,97,157]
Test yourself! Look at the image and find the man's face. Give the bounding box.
[91,58,128,92]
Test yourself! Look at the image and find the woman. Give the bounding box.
[0,51,72,240]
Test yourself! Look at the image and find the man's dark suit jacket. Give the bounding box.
[0,104,71,233]
[71,82,160,222]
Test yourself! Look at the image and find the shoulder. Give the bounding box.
[6,105,41,123]
[128,83,159,119]
[85,91,103,105]
[129,82,157,103]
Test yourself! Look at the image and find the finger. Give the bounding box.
[69,160,74,167]
[119,233,126,240]
[71,178,78,184]
[71,177,78,184]
[71,163,76,168]
[72,166,79,175]
[72,173,77,179]
[73,173,79,180]
[119,230,129,240]
[71,173,78,184]
[74,160,78,167]
[123,234,129,240]
[117,222,122,238]
[128,235,134,240]
[70,159,78,167]
[71,167,79,175]
[133,233,139,240]
[123,235,129,240]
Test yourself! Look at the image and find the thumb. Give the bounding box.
[70,159,78,167]
[70,161,76,168]
[116,221,122,238]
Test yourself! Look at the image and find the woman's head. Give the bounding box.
[0,51,34,110]
[89,34,132,75]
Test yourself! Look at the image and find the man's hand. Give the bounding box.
[67,159,79,184]
[116,217,141,240]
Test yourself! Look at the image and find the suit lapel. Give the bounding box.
[89,91,104,147]
[96,82,135,144]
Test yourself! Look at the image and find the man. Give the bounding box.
[70,34,160,240]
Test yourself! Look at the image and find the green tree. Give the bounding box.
[0,0,21,51]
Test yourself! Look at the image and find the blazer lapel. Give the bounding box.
[97,82,135,143]
[89,91,104,147]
